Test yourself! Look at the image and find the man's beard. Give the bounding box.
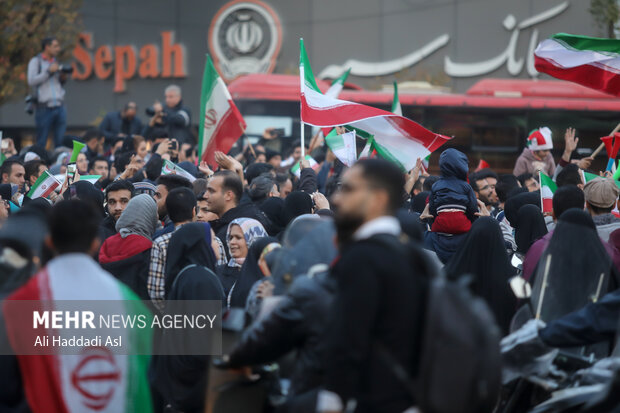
[334,213,364,249]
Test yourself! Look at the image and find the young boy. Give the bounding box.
[428,148,479,234]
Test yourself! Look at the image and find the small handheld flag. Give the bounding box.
[539,172,557,214]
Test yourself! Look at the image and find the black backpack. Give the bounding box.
[373,234,502,413]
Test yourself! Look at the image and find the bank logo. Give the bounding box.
[209,0,282,81]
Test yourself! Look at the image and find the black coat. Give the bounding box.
[228,272,336,397]
[324,235,426,413]
[99,110,143,144]
[99,214,117,243]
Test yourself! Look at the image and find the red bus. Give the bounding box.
[228,74,620,173]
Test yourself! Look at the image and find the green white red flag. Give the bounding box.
[161,160,196,183]
[290,155,319,178]
[198,55,246,169]
[299,39,450,171]
[27,170,60,199]
[325,129,357,166]
[325,68,351,98]
[79,175,101,185]
[535,33,620,96]
[391,81,402,116]
[539,172,556,214]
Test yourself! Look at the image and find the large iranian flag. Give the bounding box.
[539,172,557,213]
[198,55,246,169]
[325,68,351,98]
[534,33,620,96]
[3,256,152,412]
[300,39,450,171]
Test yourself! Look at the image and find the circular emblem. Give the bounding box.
[71,346,121,410]
[209,0,282,81]
[204,108,218,128]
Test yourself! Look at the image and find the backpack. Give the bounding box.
[372,234,502,413]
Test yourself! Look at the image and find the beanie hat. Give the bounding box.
[527,127,553,151]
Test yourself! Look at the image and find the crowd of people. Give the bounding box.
[2,77,620,413]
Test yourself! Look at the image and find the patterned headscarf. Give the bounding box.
[226,218,267,268]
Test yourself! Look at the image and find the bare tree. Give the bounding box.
[589,0,620,38]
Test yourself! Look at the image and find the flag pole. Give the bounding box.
[300,37,305,159]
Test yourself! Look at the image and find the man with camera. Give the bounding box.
[145,85,193,145]
[27,36,72,149]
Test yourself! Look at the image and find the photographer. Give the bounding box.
[27,36,72,149]
[144,85,193,145]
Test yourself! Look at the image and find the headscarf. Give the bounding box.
[514,204,548,254]
[504,190,540,228]
[63,181,105,218]
[444,217,517,334]
[226,218,267,268]
[115,194,158,239]
[259,197,287,234]
[228,236,279,308]
[411,191,429,214]
[283,191,313,225]
[165,222,218,297]
[530,209,617,324]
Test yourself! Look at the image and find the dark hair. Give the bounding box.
[0,159,24,181]
[249,174,275,202]
[356,158,405,213]
[469,172,481,192]
[82,128,102,143]
[104,180,135,202]
[556,164,582,187]
[114,151,135,174]
[423,175,439,192]
[495,174,521,204]
[476,168,499,181]
[213,170,243,204]
[588,203,614,215]
[245,163,274,185]
[184,145,195,159]
[517,173,536,187]
[192,178,207,197]
[49,200,100,254]
[88,156,108,172]
[412,178,423,194]
[165,187,196,223]
[24,160,46,182]
[156,174,192,192]
[41,36,56,51]
[553,185,584,219]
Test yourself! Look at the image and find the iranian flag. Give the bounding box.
[325,68,351,98]
[198,55,246,169]
[161,160,196,183]
[27,170,60,199]
[325,129,357,166]
[391,81,402,116]
[299,39,450,171]
[3,256,153,412]
[539,172,557,213]
[79,175,101,185]
[534,33,620,96]
[290,155,319,178]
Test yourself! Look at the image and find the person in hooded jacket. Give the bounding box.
[444,217,517,335]
[99,194,157,302]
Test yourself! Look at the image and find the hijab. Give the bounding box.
[226,218,267,268]
[530,208,616,323]
[514,204,548,254]
[260,197,287,234]
[63,181,105,218]
[115,194,158,239]
[444,217,517,334]
[504,190,540,228]
[228,236,279,308]
[283,191,313,225]
[166,222,218,297]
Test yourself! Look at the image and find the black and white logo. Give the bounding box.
[209,0,282,81]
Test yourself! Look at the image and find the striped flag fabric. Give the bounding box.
[290,155,319,178]
[539,172,556,214]
[325,68,351,98]
[161,160,196,183]
[27,170,60,199]
[3,255,153,412]
[391,81,402,116]
[325,129,357,166]
[534,33,620,96]
[299,39,450,171]
[197,55,246,169]
[79,175,101,185]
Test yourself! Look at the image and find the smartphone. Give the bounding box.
[1,140,8,150]
[67,164,77,184]
[169,140,178,151]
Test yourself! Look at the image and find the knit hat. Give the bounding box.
[583,177,620,209]
[527,127,553,151]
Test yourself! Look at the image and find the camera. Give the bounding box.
[58,64,74,74]
[145,107,156,117]
[24,95,37,115]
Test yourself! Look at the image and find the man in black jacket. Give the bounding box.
[319,159,426,413]
[99,101,143,145]
[99,179,134,241]
[206,170,269,257]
